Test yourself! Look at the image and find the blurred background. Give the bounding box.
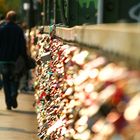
[0,0,140,28]
[1,1,140,140]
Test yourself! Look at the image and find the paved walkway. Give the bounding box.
[0,89,39,140]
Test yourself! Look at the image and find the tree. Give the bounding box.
[6,0,20,12]
[0,0,20,16]
[0,0,8,15]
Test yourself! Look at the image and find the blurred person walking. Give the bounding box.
[0,10,29,110]
[18,22,35,94]
[0,14,5,89]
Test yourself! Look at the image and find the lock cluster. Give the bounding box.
[32,28,140,140]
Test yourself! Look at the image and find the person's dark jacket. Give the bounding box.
[0,22,27,62]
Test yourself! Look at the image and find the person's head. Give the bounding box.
[6,10,17,22]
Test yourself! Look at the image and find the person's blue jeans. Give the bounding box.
[0,63,19,108]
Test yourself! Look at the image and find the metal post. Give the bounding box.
[46,0,50,25]
[42,0,46,25]
[28,0,35,53]
[97,0,104,24]
[53,0,56,24]
[67,0,70,25]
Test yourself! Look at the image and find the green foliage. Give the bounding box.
[6,0,20,11]
[0,0,8,14]
[0,0,20,15]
